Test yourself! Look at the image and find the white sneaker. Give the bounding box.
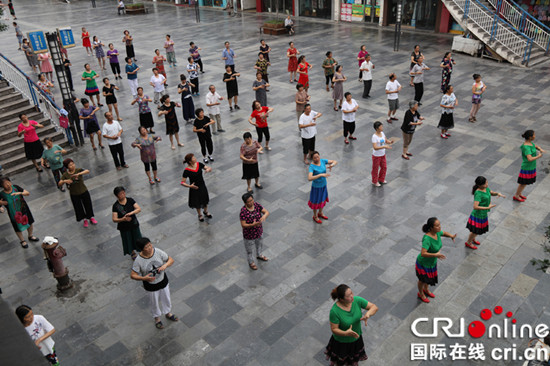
[373,182,381,187]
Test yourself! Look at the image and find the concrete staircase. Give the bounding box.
[442,0,549,66]
[0,80,70,177]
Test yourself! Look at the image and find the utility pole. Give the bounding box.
[393,0,403,52]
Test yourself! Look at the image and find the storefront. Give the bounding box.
[258,0,294,14]
[198,0,227,8]
[385,0,438,28]
[340,0,381,23]
[299,0,333,19]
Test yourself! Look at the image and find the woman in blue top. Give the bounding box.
[308,151,337,224]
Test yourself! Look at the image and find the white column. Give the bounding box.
[378,0,384,25]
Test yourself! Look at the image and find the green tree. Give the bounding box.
[0,7,8,32]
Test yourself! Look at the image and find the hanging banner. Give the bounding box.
[27,30,48,54]
[57,27,76,49]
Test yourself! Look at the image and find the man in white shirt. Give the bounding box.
[360,54,375,99]
[285,15,294,35]
[205,85,225,134]
[150,68,166,105]
[299,104,322,165]
[341,92,359,144]
[117,0,125,15]
[385,73,402,123]
[102,112,127,170]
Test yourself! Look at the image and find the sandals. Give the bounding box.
[247,187,253,192]
[155,177,161,183]
[155,321,164,329]
[257,255,268,262]
[165,314,179,322]
[319,214,328,220]
[313,216,322,224]
[465,242,478,250]
[203,211,212,219]
[255,184,263,189]
[423,289,435,298]
[249,262,258,270]
[36,167,43,172]
[401,155,410,160]
[149,179,155,185]
[198,214,204,222]
[28,236,39,242]
[20,241,29,249]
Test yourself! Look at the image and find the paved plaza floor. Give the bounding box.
[1,0,550,365]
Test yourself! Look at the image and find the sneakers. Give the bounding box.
[390,117,398,121]
[208,155,214,162]
[229,106,233,112]
[234,105,240,110]
[83,219,89,228]
[218,129,225,133]
[90,217,98,225]
[203,157,209,164]
[373,182,381,187]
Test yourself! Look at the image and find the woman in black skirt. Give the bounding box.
[240,132,263,192]
[131,87,155,134]
[102,77,122,121]
[223,65,240,111]
[122,30,135,61]
[180,153,212,222]
[158,94,184,150]
[17,113,44,172]
[177,74,195,123]
[325,284,378,366]
[438,85,458,139]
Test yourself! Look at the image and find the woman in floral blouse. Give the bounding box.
[132,126,162,185]
[239,192,269,270]
[131,87,155,133]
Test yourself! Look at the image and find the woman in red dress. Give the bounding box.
[152,49,167,79]
[286,42,299,83]
[81,27,92,56]
[297,55,312,92]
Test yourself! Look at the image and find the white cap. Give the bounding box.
[43,236,58,245]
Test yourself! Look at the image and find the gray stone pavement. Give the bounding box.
[0,1,549,365]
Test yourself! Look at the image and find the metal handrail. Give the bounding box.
[0,52,61,128]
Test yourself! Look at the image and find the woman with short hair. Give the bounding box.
[0,177,39,248]
[181,153,212,222]
[514,130,545,202]
[17,113,44,172]
[59,159,98,228]
[41,137,67,190]
[308,151,337,224]
[131,87,155,133]
[132,126,161,185]
[240,132,263,192]
[82,63,102,107]
[112,186,142,259]
[239,192,269,270]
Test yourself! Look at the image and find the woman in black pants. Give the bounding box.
[193,108,215,164]
[59,159,98,228]
[248,100,273,151]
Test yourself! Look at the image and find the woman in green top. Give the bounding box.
[325,284,378,366]
[416,217,456,303]
[82,63,102,107]
[0,177,39,248]
[465,176,505,249]
[59,159,98,228]
[322,51,337,92]
[41,137,67,191]
[514,130,545,202]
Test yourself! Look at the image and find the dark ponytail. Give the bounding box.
[472,73,481,80]
[472,176,487,195]
[521,130,534,140]
[422,217,438,233]
[330,284,350,301]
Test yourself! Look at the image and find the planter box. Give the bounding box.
[126,5,148,14]
[262,22,286,35]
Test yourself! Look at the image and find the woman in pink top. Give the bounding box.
[38,52,54,81]
[357,45,368,82]
[17,113,45,172]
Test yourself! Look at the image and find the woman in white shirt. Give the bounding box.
[149,67,166,105]
[341,92,358,144]
[16,305,59,365]
[371,121,393,187]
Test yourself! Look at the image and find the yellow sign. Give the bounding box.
[365,6,371,16]
[375,7,380,16]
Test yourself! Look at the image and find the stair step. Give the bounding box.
[0,131,70,170]
[0,85,16,97]
[0,92,22,105]
[0,102,37,123]
[0,125,59,152]
[1,141,74,177]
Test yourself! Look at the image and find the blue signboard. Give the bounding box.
[57,27,76,49]
[27,31,48,54]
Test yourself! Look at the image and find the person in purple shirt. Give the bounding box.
[106,43,122,80]
[189,42,204,73]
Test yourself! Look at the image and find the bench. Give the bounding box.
[125,6,149,14]
[259,25,297,35]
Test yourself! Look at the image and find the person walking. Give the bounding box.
[239,192,269,270]
[125,57,139,99]
[385,73,401,123]
[152,49,167,80]
[440,51,455,93]
[357,45,368,81]
[438,85,457,139]
[332,65,346,111]
[22,38,39,73]
[299,104,321,164]
[82,63,102,107]
[254,52,270,85]
[150,67,166,105]
[341,92,358,144]
[287,42,299,82]
[0,177,39,248]
[122,30,136,61]
[92,36,106,71]
[102,77,122,121]
[112,186,142,259]
[189,42,203,73]
[106,43,122,80]
[240,132,263,192]
[469,73,486,122]
[81,27,92,56]
[13,21,23,50]
[308,151,337,224]
[59,159,98,228]
[409,45,423,86]
[322,51,337,92]
[400,101,424,159]
[205,85,225,134]
[325,284,378,365]
[131,87,155,133]
[181,153,212,222]
[465,176,505,249]
[131,237,178,329]
[222,41,236,72]
[158,95,183,150]
[295,83,310,123]
[177,74,195,123]
[416,217,456,302]
[41,137,67,191]
[38,52,53,81]
[410,55,429,105]
[193,108,215,164]
[252,72,268,107]
[187,57,200,96]
[164,35,177,67]
[17,113,44,172]
[79,98,104,150]
[297,55,312,92]
[371,121,393,187]
[248,101,273,151]
[360,54,374,98]
[514,130,545,202]
[102,112,128,171]
[132,126,162,185]
[15,305,60,365]
[223,65,240,111]
[259,39,271,62]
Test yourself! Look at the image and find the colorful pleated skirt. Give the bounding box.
[466,214,489,235]
[308,185,328,210]
[517,168,536,185]
[415,259,438,286]
[85,85,99,96]
[325,335,368,366]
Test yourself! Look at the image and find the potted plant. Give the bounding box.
[125,2,147,14]
[262,19,285,35]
